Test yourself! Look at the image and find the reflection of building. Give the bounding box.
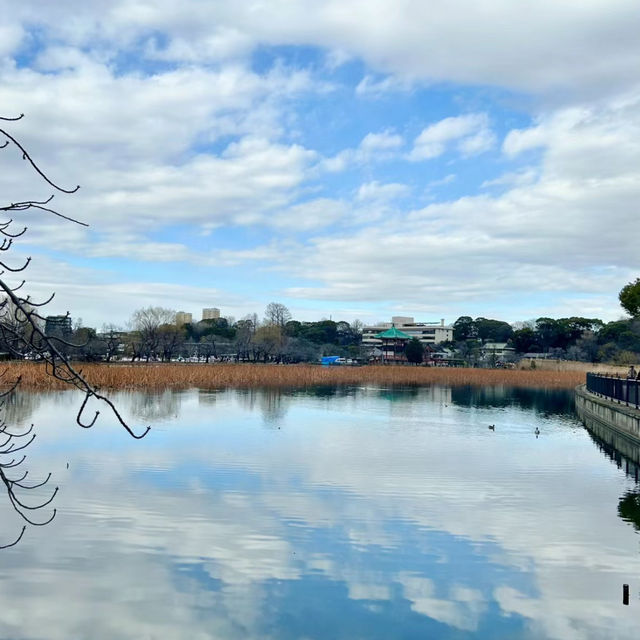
[175,311,192,326]
[202,308,220,320]
[363,317,453,347]
[45,315,72,337]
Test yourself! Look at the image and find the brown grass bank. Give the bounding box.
[0,362,585,391]
[517,358,629,375]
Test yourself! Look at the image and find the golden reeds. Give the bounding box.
[0,362,586,391]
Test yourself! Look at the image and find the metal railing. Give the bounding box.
[586,372,640,409]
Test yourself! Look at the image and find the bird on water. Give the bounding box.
[488,424,495,431]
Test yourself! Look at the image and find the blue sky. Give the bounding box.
[0,1,639,328]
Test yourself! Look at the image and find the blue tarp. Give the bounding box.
[321,356,341,366]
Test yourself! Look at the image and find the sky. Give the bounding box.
[0,0,639,329]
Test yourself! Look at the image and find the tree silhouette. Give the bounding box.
[619,278,640,318]
[405,337,424,365]
[0,113,150,548]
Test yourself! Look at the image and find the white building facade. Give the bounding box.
[363,317,453,347]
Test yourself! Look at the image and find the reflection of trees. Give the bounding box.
[127,390,181,422]
[236,389,290,426]
[585,423,640,533]
[2,392,41,426]
[197,389,219,406]
[450,385,575,415]
[236,388,291,425]
[618,492,640,532]
[0,389,56,549]
[259,389,288,426]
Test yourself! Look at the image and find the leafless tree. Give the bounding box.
[234,315,257,361]
[157,323,185,361]
[130,307,176,361]
[100,323,124,362]
[264,302,291,329]
[0,113,150,548]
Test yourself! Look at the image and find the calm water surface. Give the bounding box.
[1,385,639,639]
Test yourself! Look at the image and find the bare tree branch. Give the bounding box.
[0,113,151,548]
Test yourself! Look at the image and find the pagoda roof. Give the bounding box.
[375,326,412,340]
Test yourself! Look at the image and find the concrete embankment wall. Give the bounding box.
[575,384,640,444]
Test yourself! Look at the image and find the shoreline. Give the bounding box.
[0,362,585,391]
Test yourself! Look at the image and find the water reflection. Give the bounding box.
[127,389,182,422]
[618,492,640,532]
[581,416,640,540]
[0,395,57,550]
[3,391,41,426]
[0,385,638,639]
[586,424,640,482]
[451,385,575,416]
[235,388,290,426]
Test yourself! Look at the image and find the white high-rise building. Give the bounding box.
[202,307,220,320]
[175,311,193,326]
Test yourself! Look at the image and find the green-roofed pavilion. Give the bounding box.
[374,325,412,363]
[375,326,412,340]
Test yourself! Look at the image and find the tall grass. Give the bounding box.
[517,358,629,375]
[0,362,585,391]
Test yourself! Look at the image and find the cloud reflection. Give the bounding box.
[0,386,638,639]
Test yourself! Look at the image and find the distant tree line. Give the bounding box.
[17,303,364,364]
[6,277,640,365]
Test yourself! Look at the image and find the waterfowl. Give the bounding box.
[488,424,495,431]
[535,428,540,436]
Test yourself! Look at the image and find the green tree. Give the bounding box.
[512,327,539,353]
[453,316,476,341]
[598,319,631,344]
[284,320,302,337]
[619,278,640,317]
[474,317,513,342]
[405,338,424,364]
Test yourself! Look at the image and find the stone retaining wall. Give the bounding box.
[575,384,640,443]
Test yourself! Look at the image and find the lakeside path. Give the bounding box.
[0,363,585,391]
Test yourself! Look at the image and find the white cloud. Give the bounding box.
[359,130,404,153]
[320,130,403,172]
[481,168,538,189]
[270,198,347,231]
[355,73,415,96]
[410,113,495,160]
[261,93,640,320]
[356,181,408,202]
[0,22,25,57]
[7,0,639,99]
[1,2,639,323]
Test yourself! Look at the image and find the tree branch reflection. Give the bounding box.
[0,387,56,548]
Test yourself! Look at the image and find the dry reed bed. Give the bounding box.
[0,362,585,391]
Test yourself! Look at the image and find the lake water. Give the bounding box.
[1,385,639,639]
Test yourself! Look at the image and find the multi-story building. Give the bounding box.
[44,315,72,337]
[480,342,516,362]
[202,307,220,320]
[175,311,193,326]
[363,317,453,347]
